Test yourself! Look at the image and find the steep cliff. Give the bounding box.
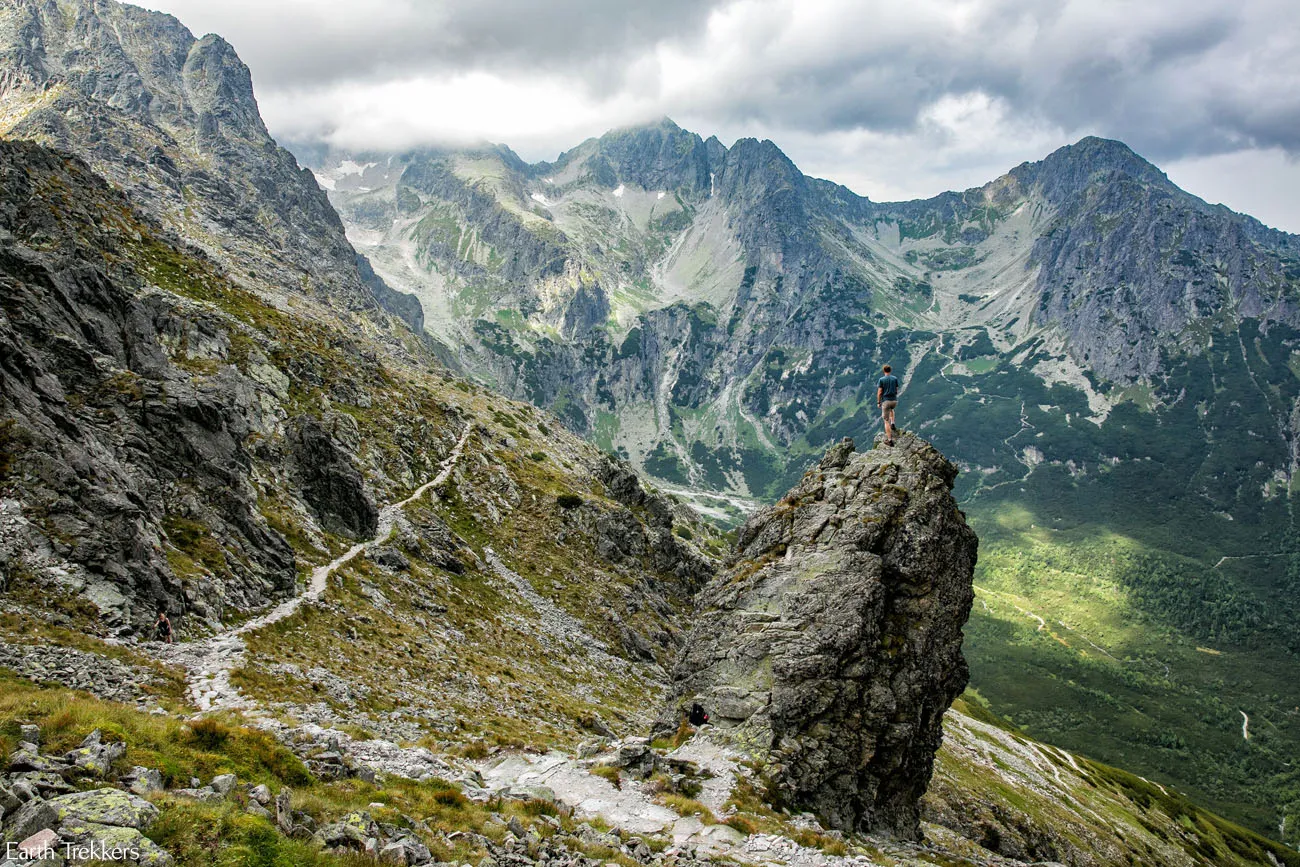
[659,434,976,839]
[0,140,298,629]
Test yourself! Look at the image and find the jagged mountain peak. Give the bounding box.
[0,0,420,323]
[544,116,717,195]
[1016,134,1175,203]
[721,136,807,190]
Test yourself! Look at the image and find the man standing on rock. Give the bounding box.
[877,365,901,446]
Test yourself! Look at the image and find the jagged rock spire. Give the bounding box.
[659,432,977,840]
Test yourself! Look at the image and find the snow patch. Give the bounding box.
[657,191,666,200]
[313,172,335,191]
[530,192,552,207]
[613,184,625,198]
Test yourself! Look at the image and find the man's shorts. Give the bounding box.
[881,400,897,413]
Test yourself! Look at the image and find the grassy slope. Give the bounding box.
[900,323,1300,844]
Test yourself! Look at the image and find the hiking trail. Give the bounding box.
[161,424,472,714]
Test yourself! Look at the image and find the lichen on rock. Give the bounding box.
[658,433,977,840]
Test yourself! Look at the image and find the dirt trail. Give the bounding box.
[162,424,472,713]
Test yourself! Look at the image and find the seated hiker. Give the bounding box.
[154,609,173,644]
[688,702,709,726]
[876,364,901,446]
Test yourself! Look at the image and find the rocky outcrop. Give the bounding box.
[658,434,976,840]
[0,141,297,631]
[288,417,379,540]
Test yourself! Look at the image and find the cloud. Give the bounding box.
[142,0,1300,231]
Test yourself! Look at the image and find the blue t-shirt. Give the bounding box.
[877,374,900,401]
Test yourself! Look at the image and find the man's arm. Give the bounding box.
[876,385,883,406]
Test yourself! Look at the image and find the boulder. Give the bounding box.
[317,811,378,850]
[605,738,658,778]
[8,741,60,773]
[64,729,127,776]
[57,818,173,865]
[0,785,21,814]
[657,433,977,840]
[274,788,294,834]
[380,836,432,865]
[47,788,159,829]
[9,780,39,802]
[209,774,238,796]
[3,798,60,843]
[15,828,60,860]
[368,546,411,571]
[122,767,164,796]
[21,772,75,796]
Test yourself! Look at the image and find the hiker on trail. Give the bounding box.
[877,364,901,446]
[154,609,173,644]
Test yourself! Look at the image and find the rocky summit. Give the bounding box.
[660,433,976,840]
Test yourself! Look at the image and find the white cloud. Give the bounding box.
[1166,149,1300,234]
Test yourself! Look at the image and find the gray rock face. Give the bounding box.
[288,416,378,540]
[659,434,976,840]
[0,0,421,323]
[0,141,297,630]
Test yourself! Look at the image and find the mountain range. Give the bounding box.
[305,122,1300,836]
[2,0,1300,863]
[304,120,1300,506]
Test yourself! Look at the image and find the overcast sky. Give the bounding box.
[145,0,1300,232]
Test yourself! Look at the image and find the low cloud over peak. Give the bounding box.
[145,0,1300,231]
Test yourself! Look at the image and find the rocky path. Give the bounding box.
[474,739,973,867]
[477,740,827,864]
[162,424,473,714]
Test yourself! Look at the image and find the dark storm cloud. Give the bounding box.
[156,0,727,90]
[649,1,1290,162]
